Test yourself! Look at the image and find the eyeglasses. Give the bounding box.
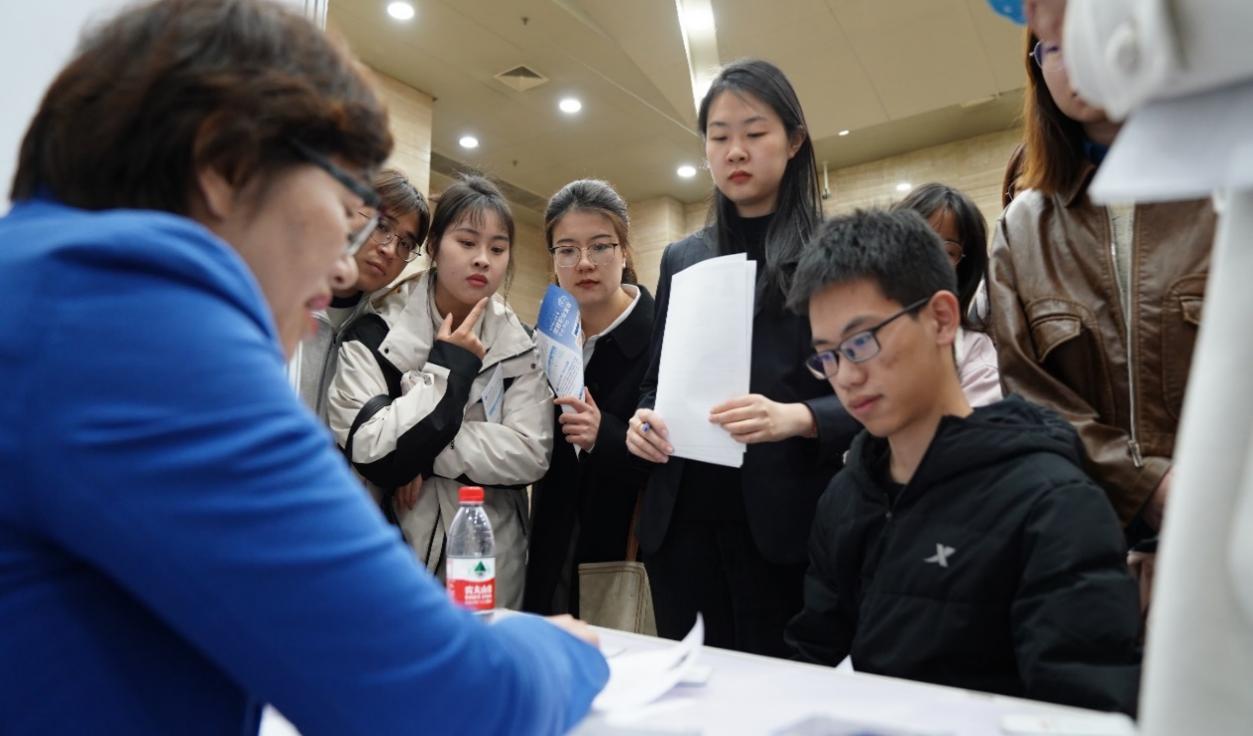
[942,239,965,266]
[549,242,620,269]
[1030,40,1064,72]
[804,297,931,380]
[367,213,421,263]
[289,140,380,257]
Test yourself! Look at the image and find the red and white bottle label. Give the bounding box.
[447,557,496,611]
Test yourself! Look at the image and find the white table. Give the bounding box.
[259,625,1137,735]
[572,627,1137,736]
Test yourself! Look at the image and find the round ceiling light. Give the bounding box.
[459,135,479,150]
[387,2,415,21]
[677,164,698,179]
[838,129,851,137]
[895,182,912,193]
[559,97,583,114]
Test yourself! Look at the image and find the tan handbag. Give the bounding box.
[577,497,657,635]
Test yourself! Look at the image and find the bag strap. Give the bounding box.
[625,492,643,563]
[344,393,401,525]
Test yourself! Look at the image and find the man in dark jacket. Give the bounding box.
[783,209,1141,715]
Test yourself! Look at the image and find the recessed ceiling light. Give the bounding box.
[558,97,582,114]
[677,164,698,179]
[895,182,912,193]
[838,129,851,137]
[459,135,479,150]
[386,2,415,21]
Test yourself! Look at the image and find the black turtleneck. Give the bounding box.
[727,211,773,263]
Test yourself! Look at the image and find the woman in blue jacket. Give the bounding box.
[0,1,606,734]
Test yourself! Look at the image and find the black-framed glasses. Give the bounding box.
[289,140,380,257]
[1030,40,1063,71]
[804,297,931,380]
[366,212,421,263]
[549,242,620,269]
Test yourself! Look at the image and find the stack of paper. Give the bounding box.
[654,254,756,468]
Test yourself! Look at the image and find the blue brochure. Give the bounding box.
[535,284,584,408]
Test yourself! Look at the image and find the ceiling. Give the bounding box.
[328,0,1028,212]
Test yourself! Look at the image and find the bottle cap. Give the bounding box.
[459,486,485,504]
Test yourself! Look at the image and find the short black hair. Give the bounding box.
[787,208,957,314]
[892,183,987,328]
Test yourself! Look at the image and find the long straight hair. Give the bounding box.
[1020,31,1088,197]
[697,59,822,307]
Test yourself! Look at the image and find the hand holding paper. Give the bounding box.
[556,388,600,452]
[654,254,756,468]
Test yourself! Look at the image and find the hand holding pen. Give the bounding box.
[626,408,672,463]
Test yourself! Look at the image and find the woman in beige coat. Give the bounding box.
[328,175,552,609]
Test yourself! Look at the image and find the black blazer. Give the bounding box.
[638,229,861,565]
[524,286,656,615]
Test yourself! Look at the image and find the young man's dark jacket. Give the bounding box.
[785,396,1141,715]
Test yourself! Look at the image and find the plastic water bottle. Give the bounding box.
[446,486,496,611]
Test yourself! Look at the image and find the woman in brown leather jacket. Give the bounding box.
[987,31,1216,545]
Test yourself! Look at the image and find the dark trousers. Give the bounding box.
[644,517,806,658]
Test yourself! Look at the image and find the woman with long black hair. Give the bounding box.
[626,59,859,656]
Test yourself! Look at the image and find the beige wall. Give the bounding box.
[505,220,550,325]
[370,69,433,197]
[820,128,1021,232]
[628,197,688,297]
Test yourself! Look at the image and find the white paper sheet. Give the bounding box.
[654,255,756,468]
[592,614,705,713]
[1089,81,1253,203]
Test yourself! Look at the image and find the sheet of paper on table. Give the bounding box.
[592,614,705,713]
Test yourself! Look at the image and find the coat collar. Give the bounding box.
[603,285,655,359]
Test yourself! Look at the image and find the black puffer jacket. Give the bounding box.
[785,396,1141,715]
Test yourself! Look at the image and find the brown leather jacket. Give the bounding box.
[987,168,1215,525]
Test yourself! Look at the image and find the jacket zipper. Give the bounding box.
[1108,208,1144,468]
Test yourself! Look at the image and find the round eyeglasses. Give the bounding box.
[942,239,965,267]
[367,214,421,263]
[550,242,620,269]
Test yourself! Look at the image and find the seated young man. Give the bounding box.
[783,209,1141,715]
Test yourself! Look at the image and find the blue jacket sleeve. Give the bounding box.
[28,242,607,735]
